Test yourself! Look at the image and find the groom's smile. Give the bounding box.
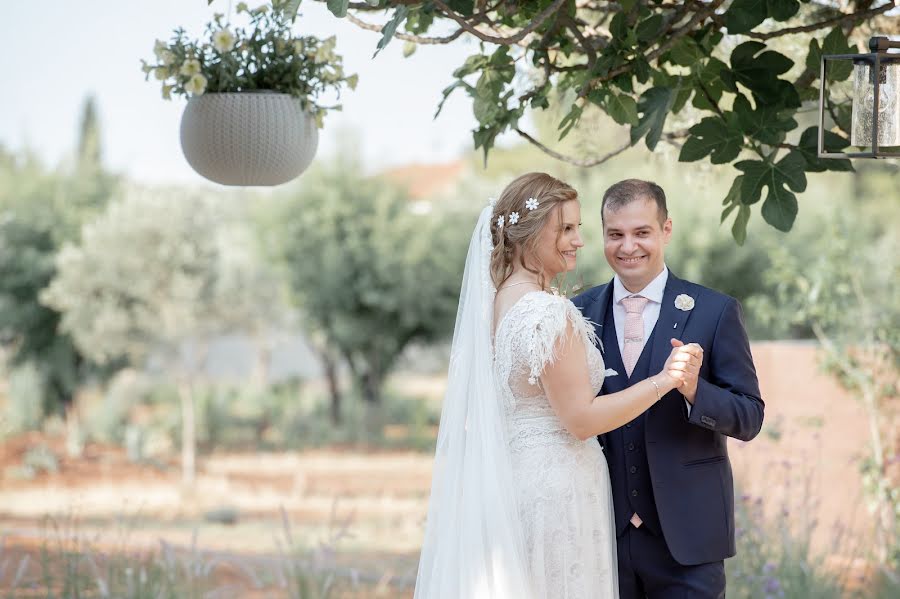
[617,255,647,265]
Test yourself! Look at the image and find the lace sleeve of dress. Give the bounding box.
[526,295,600,386]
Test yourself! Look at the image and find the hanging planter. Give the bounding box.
[143,3,357,186]
[180,91,318,186]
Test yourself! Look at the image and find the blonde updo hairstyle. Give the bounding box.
[490,172,579,290]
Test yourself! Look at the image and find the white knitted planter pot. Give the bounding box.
[180,92,319,186]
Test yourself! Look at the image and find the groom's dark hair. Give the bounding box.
[601,179,668,226]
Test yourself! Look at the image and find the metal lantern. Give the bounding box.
[819,36,900,159]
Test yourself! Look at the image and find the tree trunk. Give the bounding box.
[360,367,383,441]
[251,335,271,391]
[362,369,381,404]
[307,335,344,426]
[178,380,196,488]
[361,349,383,404]
[323,351,342,426]
[64,400,83,458]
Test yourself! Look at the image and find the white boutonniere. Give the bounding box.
[674,294,695,311]
[604,368,619,378]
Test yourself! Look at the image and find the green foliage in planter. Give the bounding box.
[143,1,357,127]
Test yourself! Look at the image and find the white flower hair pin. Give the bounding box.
[674,294,695,311]
[495,197,539,231]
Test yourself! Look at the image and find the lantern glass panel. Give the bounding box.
[851,58,900,146]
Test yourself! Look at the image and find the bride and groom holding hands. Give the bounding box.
[414,174,764,598]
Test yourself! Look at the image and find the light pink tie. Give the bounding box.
[622,295,649,528]
[622,294,649,528]
[621,295,649,378]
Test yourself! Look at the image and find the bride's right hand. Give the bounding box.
[659,340,703,391]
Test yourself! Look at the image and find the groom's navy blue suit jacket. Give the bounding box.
[572,272,764,566]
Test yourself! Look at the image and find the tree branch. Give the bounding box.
[513,127,689,167]
[697,78,726,119]
[431,0,568,46]
[741,2,896,41]
[793,0,882,92]
[514,128,632,166]
[345,12,465,44]
[561,14,597,67]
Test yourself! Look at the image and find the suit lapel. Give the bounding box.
[592,280,627,392]
[648,272,695,373]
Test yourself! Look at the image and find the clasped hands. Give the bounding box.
[662,339,703,404]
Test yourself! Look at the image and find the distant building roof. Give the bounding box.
[379,160,466,200]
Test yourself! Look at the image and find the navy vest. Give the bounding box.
[600,296,662,536]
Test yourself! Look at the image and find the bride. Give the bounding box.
[414,173,701,598]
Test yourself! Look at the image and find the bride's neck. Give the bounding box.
[504,267,551,290]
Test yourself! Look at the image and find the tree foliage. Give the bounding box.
[42,190,239,484]
[0,97,118,421]
[290,0,898,241]
[0,214,87,418]
[76,96,103,173]
[272,159,468,405]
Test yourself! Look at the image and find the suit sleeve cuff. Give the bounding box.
[687,377,719,430]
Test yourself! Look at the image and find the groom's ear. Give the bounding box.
[662,217,673,242]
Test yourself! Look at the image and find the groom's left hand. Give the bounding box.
[670,338,702,404]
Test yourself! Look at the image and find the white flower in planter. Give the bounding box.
[315,36,337,64]
[184,73,208,96]
[146,8,354,186]
[179,59,201,77]
[159,50,176,67]
[213,29,236,53]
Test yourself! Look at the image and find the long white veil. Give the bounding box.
[413,205,534,599]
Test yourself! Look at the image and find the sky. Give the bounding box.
[1,0,512,186]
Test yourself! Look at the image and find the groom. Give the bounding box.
[572,179,764,598]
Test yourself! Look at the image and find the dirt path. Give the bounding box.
[0,342,880,578]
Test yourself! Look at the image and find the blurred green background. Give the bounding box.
[1,2,898,597]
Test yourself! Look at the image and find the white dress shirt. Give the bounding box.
[612,267,668,357]
[612,266,692,415]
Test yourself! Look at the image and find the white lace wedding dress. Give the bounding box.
[493,290,618,598]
